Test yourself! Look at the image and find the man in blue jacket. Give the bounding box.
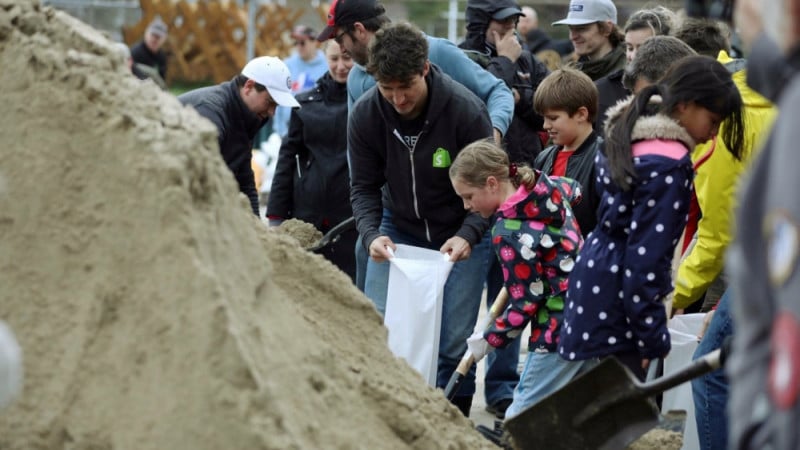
[347,22,493,417]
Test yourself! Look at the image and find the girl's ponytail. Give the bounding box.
[606,84,664,191]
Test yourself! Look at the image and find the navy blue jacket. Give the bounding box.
[559,101,695,362]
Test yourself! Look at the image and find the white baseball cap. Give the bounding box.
[241,56,300,108]
[553,0,617,26]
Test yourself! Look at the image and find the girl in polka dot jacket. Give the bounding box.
[559,55,745,381]
[450,139,597,419]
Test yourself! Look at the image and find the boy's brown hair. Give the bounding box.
[533,68,599,122]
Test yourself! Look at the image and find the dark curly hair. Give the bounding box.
[366,22,429,83]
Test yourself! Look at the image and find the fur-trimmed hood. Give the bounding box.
[603,95,696,150]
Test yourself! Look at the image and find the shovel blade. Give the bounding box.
[505,357,659,450]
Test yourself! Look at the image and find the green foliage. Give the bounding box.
[168,80,213,97]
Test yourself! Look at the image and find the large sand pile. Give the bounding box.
[0,1,494,448]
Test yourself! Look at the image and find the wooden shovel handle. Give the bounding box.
[443,287,510,400]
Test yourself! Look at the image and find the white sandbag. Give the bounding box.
[664,313,706,450]
[384,244,453,386]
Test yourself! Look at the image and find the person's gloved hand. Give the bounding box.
[467,331,494,363]
[0,321,22,410]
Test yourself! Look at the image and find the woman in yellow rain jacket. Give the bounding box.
[672,49,777,312]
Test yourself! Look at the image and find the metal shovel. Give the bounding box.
[504,345,727,450]
[307,217,355,252]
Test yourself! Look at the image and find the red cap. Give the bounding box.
[317,0,385,42]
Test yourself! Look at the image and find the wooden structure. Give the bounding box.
[123,0,328,84]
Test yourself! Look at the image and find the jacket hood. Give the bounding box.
[499,173,583,228]
[462,0,521,51]
[717,50,773,109]
[603,95,696,150]
[374,64,450,127]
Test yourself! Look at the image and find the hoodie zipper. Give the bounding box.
[392,128,431,242]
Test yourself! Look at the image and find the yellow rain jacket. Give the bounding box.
[672,51,778,309]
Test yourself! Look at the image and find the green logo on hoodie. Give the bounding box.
[433,148,451,168]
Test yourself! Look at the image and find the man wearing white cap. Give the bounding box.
[179,56,300,215]
[553,0,625,80]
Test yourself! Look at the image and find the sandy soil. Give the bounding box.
[628,429,683,449]
[276,218,323,249]
[0,1,495,448]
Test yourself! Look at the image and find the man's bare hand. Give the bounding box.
[440,236,472,262]
[493,28,522,63]
[368,236,396,262]
[697,309,715,341]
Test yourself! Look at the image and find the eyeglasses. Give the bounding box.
[264,91,279,111]
[334,28,350,45]
[295,40,309,46]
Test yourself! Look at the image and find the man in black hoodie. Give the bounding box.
[349,22,493,417]
[457,0,550,420]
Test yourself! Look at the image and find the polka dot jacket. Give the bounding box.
[485,172,584,353]
[559,107,696,362]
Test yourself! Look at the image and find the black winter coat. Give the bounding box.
[267,73,356,281]
[534,132,603,236]
[179,79,265,215]
[268,73,351,230]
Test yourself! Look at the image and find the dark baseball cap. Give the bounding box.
[492,6,523,20]
[291,25,317,40]
[317,0,385,42]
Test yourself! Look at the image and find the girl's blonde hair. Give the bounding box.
[450,139,537,189]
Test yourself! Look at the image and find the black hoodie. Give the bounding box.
[348,65,492,249]
[459,0,550,165]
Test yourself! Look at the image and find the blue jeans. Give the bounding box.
[691,290,733,450]
[484,257,520,407]
[505,352,598,419]
[364,209,492,395]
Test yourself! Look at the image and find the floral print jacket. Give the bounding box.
[485,173,584,353]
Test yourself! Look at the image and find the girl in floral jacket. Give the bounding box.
[450,139,596,419]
